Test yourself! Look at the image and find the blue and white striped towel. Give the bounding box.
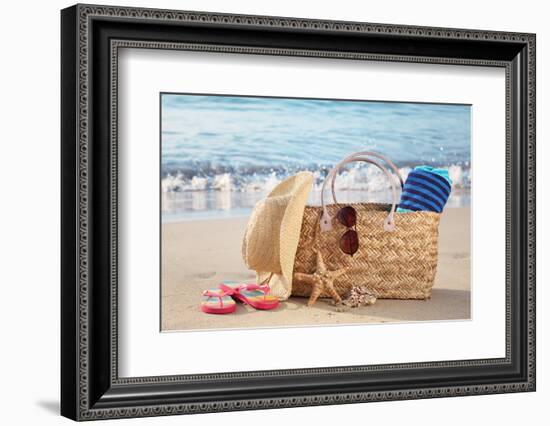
[397,166,452,213]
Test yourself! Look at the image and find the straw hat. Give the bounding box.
[242,172,314,300]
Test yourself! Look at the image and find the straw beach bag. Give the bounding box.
[292,151,441,300]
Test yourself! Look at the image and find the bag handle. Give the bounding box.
[320,157,399,232]
[320,151,404,233]
[326,155,404,206]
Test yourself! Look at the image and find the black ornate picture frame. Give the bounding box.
[61,4,536,421]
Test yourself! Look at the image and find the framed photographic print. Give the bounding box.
[61,4,536,421]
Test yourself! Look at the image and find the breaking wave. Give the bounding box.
[161,163,471,194]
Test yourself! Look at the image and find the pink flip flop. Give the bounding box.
[200,288,236,314]
[219,281,280,310]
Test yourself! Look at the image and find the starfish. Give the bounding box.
[293,251,348,307]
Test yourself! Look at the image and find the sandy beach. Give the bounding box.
[161,207,470,331]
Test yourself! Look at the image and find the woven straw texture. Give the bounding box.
[292,203,440,299]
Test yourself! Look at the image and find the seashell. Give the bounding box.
[342,286,377,308]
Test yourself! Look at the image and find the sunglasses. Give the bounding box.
[337,206,359,256]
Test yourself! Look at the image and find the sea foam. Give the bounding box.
[161,163,471,194]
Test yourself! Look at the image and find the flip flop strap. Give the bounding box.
[219,283,271,299]
[242,284,270,297]
[202,289,230,307]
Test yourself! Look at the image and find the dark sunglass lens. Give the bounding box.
[337,206,357,227]
[340,229,359,255]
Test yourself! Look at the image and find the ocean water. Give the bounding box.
[161,94,471,221]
